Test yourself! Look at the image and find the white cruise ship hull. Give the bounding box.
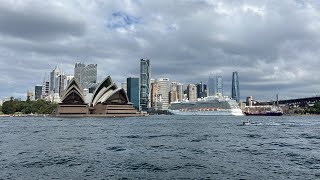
[168,109,244,116]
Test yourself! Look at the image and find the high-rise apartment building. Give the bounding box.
[157,78,169,110]
[35,85,43,100]
[50,66,60,93]
[216,76,223,95]
[177,83,184,102]
[187,84,197,102]
[196,82,207,98]
[170,82,178,103]
[127,77,140,110]
[140,58,151,111]
[231,71,240,102]
[208,74,215,96]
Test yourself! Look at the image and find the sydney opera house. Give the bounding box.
[53,76,142,117]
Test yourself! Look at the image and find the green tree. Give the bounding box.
[33,99,46,114]
[15,101,28,113]
[2,99,16,114]
[313,102,320,114]
[305,102,320,114]
[43,102,57,114]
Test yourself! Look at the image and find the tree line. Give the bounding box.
[304,102,320,114]
[0,97,57,115]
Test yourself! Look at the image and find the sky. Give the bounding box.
[1,0,320,101]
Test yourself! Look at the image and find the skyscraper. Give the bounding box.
[80,64,97,89]
[35,85,43,100]
[196,82,207,98]
[127,77,140,110]
[216,76,223,95]
[140,58,151,110]
[74,63,97,89]
[157,78,169,110]
[43,81,50,99]
[74,62,85,83]
[170,82,178,103]
[187,84,197,102]
[42,73,50,100]
[231,71,240,102]
[177,83,184,102]
[150,79,158,110]
[208,74,215,96]
[57,75,66,97]
[50,66,60,93]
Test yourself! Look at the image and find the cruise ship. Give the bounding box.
[168,94,244,116]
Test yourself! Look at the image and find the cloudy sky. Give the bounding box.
[1,0,320,101]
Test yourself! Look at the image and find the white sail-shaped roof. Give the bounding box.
[91,84,117,106]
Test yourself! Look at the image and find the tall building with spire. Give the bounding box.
[140,58,151,111]
[231,71,240,103]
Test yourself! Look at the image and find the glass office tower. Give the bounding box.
[140,58,151,111]
[231,71,240,103]
[127,77,140,110]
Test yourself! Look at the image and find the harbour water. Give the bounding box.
[0,115,319,179]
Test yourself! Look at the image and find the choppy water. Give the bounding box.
[0,115,320,179]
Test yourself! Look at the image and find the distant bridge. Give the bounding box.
[256,96,320,107]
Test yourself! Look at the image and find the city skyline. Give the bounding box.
[1,1,320,101]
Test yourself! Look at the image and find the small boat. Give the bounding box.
[238,121,258,126]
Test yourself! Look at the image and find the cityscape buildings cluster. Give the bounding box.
[21,63,98,104]
[123,59,240,111]
[0,59,241,111]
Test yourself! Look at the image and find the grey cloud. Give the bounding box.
[0,3,86,41]
[1,0,320,101]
